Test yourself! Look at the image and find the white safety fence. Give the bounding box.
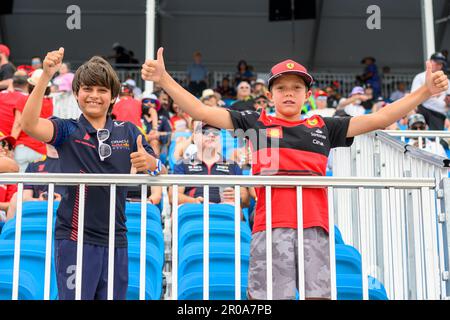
[332,131,450,299]
[0,172,448,300]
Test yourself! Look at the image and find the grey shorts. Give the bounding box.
[247,227,331,300]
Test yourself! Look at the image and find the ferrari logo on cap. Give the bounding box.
[286,63,295,69]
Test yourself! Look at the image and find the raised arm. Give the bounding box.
[141,48,234,129]
[347,61,448,137]
[21,48,65,143]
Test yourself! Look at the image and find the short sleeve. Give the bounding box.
[49,117,77,146]
[322,116,354,148]
[233,163,243,176]
[173,162,186,174]
[227,109,260,131]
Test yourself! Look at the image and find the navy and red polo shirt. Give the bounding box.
[49,114,156,247]
[227,109,353,234]
[24,155,63,198]
[174,157,242,203]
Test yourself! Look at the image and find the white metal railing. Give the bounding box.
[0,173,446,300]
[332,131,450,299]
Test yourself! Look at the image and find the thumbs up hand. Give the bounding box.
[425,60,448,97]
[43,47,64,78]
[130,135,157,173]
[141,47,167,84]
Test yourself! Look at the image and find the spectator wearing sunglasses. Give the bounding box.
[407,113,446,157]
[0,134,19,222]
[20,49,161,300]
[230,81,255,112]
[169,121,250,209]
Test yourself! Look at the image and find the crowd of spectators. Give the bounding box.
[0,43,449,225]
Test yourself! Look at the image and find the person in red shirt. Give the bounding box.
[142,48,448,299]
[13,69,53,172]
[111,82,143,129]
[0,134,19,222]
[0,70,29,137]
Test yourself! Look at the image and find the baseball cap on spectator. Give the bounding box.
[16,65,34,75]
[200,89,216,101]
[314,89,328,100]
[254,94,269,101]
[255,78,266,85]
[430,52,447,65]
[349,86,365,96]
[124,79,136,88]
[268,59,314,90]
[27,69,51,87]
[0,44,10,57]
[0,133,16,148]
[120,82,133,95]
[141,91,161,110]
[408,113,426,128]
[361,56,376,64]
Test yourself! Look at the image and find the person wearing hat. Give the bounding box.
[200,88,219,107]
[12,68,54,172]
[140,91,171,157]
[0,70,29,139]
[357,56,381,98]
[169,120,250,212]
[142,47,448,300]
[306,90,336,118]
[0,44,16,91]
[335,86,369,117]
[186,51,208,98]
[412,52,450,130]
[407,113,446,157]
[252,78,267,98]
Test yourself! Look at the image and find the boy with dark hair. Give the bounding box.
[142,48,448,299]
[21,48,161,300]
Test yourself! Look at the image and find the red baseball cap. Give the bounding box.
[0,44,10,57]
[0,134,16,147]
[268,59,313,89]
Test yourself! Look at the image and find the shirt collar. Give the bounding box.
[79,114,114,135]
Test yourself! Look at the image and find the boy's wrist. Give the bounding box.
[159,71,171,88]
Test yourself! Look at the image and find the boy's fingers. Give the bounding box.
[157,47,164,64]
[426,60,432,77]
[136,135,144,151]
[58,47,65,55]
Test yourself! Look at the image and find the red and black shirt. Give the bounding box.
[227,109,353,233]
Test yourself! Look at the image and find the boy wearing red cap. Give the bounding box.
[0,44,15,91]
[142,48,448,299]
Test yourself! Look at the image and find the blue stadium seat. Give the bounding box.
[127,242,164,300]
[126,219,164,257]
[0,218,55,241]
[334,225,344,245]
[0,270,41,300]
[178,272,248,300]
[178,204,236,227]
[125,202,161,225]
[0,240,57,300]
[335,244,362,275]
[178,242,250,280]
[20,201,59,219]
[336,274,388,300]
[178,220,251,252]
